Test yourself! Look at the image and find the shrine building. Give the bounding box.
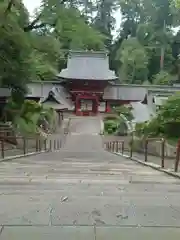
[56,50,146,115]
[2,50,178,117]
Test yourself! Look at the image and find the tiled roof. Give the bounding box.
[57,50,118,81]
[40,86,73,110]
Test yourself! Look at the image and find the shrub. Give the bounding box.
[135,93,180,139]
[135,122,146,137]
[104,114,119,121]
[153,71,171,85]
[104,119,118,134]
[113,105,134,121]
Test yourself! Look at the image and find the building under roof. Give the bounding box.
[0,50,180,116]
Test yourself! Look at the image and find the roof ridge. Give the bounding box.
[69,50,108,58]
[69,49,108,54]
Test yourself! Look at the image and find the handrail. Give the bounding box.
[105,137,180,173]
[0,136,63,160]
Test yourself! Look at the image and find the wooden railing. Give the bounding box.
[105,137,180,173]
[0,136,63,160]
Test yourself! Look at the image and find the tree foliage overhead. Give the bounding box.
[1,0,180,93]
[116,37,149,83]
[111,0,180,84]
[0,0,108,92]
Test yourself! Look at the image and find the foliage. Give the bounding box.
[5,98,57,135]
[116,38,149,83]
[135,93,180,139]
[113,105,134,121]
[0,1,32,91]
[103,106,133,135]
[135,122,146,137]
[104,114,119,121]
[104,119,119,135]
[112,0,178,83]
[2,0,180,101]
[0,0,107,95]
[153,71,171,85]
[116,116,128,136]
[103,114,120,134]
[175,0,180,8]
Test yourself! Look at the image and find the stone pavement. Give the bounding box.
[0,116,180,239]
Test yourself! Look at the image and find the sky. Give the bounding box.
[23,0,41,15]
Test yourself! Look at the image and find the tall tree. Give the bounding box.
[0,0,31,92]
[93,0,118,47]
[111,0,176,84]
[0,0,106,88]
[116,38,149,83]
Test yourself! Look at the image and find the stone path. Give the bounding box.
[0,116,180,239]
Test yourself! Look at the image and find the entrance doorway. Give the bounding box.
[75,95,99,116]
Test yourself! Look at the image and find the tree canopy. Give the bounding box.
[1,0,180,94]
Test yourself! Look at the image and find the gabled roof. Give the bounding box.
[57,50,118,81]
[40,86,74,110]
[42,91,61,104]
[41,91,67,110]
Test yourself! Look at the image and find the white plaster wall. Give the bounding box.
[147,92,156,113]
[27,83,53,98]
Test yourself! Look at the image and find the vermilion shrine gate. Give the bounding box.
[58,51,117,116]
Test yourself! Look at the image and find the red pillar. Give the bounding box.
[75,95,79,115]
[95,98,99,114]
[92,96,98,115]
[75,95,82,116]
[105,101,111,113]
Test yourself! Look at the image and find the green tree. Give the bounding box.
[0,0,107,90]
[156,94,180,138]
[153,71,171,85]
[0,0,33,96]
[111,0,177,82]
[93,0,118,47]
[30,0,106,50]
[116,38,149,83]
[136,93,180,138]
[175,0,180,7]
[118,0,143,38]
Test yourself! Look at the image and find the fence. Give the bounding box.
[0,116,70,160]
[104,137,180,173]
[0,136,63,160]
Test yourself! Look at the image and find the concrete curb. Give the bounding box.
[0,150,48,163]
[112,151,180,180]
